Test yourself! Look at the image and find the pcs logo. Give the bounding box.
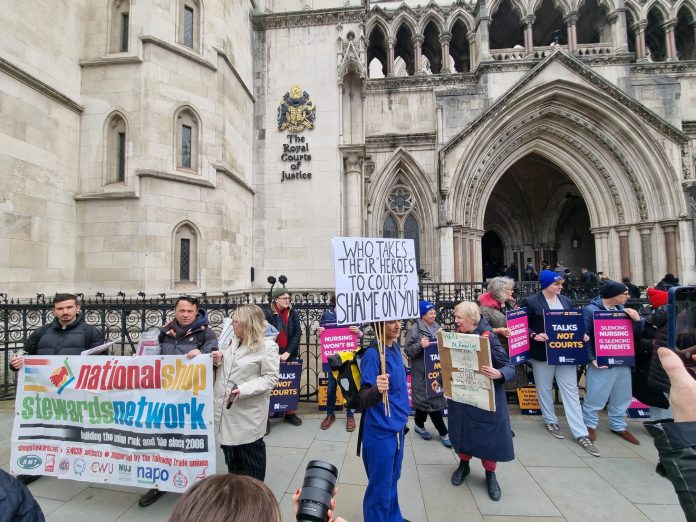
[17,455,42,470]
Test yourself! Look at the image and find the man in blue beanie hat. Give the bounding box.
[582,280,645,445]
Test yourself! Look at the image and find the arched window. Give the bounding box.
[489,0,523,49]
[422,21,441,74]
[109,0,130,53]
[175,107,199,172]
[106,112,127,184]
[395,24,415,75]
[367,25,387,78]
[173,222,198,287]
[382,182,421,267]
[675,7,696,61]
[450,19,471,72]
[533,0,566,46]
[576,0,609,45]
[179,0,201,50]
[645,7,667,61]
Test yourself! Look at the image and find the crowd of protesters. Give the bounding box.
[6,263,696,521]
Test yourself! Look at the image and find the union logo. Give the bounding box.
[49,359,76,394]
[172,470,188,489]
[277,85,316,132]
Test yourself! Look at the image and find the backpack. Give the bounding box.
[328,346,375,411]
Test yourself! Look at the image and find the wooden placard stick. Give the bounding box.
[376,322,390,417]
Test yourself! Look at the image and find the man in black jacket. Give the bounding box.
[0,469,45,522]
[10,293,104,369]
[10,293,104,487]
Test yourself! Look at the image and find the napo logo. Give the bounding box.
[73,458,86,476]
[57,458,70,474]
[17,455,42,470]
[172,470,188,489]
[137,466,169,485]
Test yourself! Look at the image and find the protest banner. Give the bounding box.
[593,311,635,367]
[269,360,302,416]
[319,327,358,372]
[317,377,343,412]
[11,355,215,493]
[506,308,530,365]
[331,237,419,325]
[437,331,495,412]
[544,310,587,365]
[424,341,444,399]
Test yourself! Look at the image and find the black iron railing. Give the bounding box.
[0,284,646,400]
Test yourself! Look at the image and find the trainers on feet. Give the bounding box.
[576,436,601,457]
[545,423,564,439]
[414,425,432,440]
[441,436,452,448]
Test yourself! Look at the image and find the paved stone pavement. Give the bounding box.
[0,401,686,522]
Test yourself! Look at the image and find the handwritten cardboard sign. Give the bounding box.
[437,331,495,412]
[332,237,419,325]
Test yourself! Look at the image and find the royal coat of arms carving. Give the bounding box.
[277,85,317,132]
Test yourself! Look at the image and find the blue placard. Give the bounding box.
[269,360,302,416]
[544,310,587,365]
[424,341,444,399]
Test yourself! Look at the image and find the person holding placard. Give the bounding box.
[478,277,528,391]
[447,301,514,501]
[264,285,303,426]
[582,280,645,445]
[317,299,362,432]
[520,271,600,456]
[358,320,411,522]
[404,300,451,447]
[214,305,280,481]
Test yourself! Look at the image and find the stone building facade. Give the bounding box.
[1,0,696,297]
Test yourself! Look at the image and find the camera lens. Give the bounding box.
[296,460,338,522]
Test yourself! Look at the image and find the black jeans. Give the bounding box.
[414,409,448,437]
[222,438,266,481]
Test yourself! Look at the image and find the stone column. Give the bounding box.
[440,227,455,282]
[387,37,395,76]
[637,224,654,286]
[477,4,492,62]
[633,21,647,60]
[439,32,451,74]
[564,12,578,52]
[413,34,424,75]
[664,20,677,61]
[342,151,364,237]
[523,16,535,55]
[661,220,679,276]
[471,230,484,281]
[591,227,610,274]
[468,31,478,71]
[608,8,629,53]
[616,226,631,278]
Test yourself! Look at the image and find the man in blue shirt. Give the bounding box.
[358,320,411,522]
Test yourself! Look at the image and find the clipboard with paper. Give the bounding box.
[437,331,496,412]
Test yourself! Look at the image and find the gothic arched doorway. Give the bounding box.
[481,230,504,279]
[483,153,596,279]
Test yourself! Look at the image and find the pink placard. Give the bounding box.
[320,327,358,365]
[507,308,530,365]
[593,311,635,367]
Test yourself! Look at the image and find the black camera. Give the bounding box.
[296,460,338,521]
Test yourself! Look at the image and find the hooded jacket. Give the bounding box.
[160,308,218,355]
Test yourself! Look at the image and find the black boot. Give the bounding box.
[450,459,470,486]
[485,470,501,501]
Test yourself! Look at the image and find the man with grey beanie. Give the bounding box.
[582,280,645,445]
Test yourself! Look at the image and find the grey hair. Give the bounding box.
[487,277,515,302]
[454,301,481,324]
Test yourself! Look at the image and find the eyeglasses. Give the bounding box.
[276,296,290,301]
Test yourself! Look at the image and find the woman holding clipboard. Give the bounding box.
[520,270,600,457]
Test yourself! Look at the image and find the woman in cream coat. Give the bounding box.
[214,304,280,481]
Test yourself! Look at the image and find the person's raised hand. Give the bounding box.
[658,347,696,422]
